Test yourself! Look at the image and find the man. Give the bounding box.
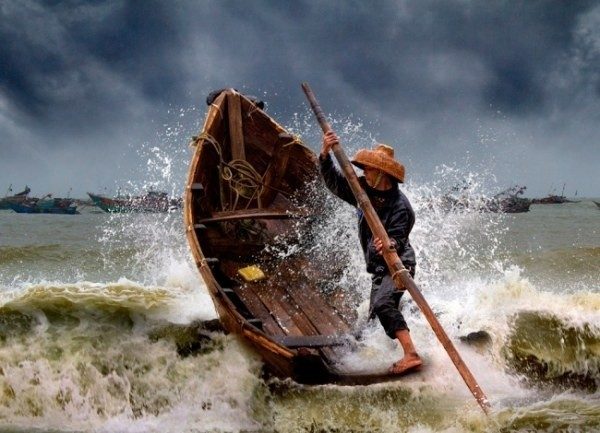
[319,131,422,374]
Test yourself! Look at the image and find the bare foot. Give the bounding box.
[389,353,423,375]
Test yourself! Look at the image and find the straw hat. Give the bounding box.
[351,144,405,183]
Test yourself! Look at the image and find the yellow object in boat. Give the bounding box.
[238,265,265,282]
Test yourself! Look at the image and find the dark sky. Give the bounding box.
[1,0,599,198]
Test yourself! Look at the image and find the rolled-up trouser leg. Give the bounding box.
[369,268,415,339]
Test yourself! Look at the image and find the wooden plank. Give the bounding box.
[285,283,350,358]
[249,286,304,336]
[260,135,294,206]
[227,92,245,161]
[288,285,347,334]
[243,125,279,157]
[273,256,350,335]
[227,253,349,361]
[218,260,295,337]
[241,328,294,360]
[252,281,340,361]
[322,289,359,324]
[219,258,342,360]
[264,284,322,336]
[217,260,285,336]
[274,263,352,363]
[235,285,284,336]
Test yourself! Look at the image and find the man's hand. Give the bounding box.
[373,237,396,255]
[321,131,339,158]
[373,237,383,255]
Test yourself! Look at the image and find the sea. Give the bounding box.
[0,152,598,432]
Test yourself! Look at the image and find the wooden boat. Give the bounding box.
[593,201,600,209]
[185,89,399,385]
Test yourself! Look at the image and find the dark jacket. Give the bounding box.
[319,154,416,274]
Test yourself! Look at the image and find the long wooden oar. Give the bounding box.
[301,82,491,414]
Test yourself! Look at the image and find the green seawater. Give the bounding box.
[0,200,598,432]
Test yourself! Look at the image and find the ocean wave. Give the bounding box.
[0,281,261,432]
[495,394,600,432]
[0,280,215,328]
[514,246,600,283]
[504,310,600,391]
[0,244,137,267]
[0,329,262,432]
[0,281,173,328]
[0,244,144,286]
[0,244,84,264]
[416,267,600,394]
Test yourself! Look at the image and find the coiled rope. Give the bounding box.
[197,132,267,210]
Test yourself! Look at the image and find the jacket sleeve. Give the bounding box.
[381,207,410,254]
[367,204,410,258]
[319,153,357,207]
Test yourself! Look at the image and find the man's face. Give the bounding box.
[363,166,381,187]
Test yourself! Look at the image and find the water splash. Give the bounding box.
[92,106,208,290]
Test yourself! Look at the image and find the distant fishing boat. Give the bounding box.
[0,186,31,210]
[488,185,531,213]
[185,89,406,385]
[531,195,576,204]
[87,191,181,213]
[532,184,579,204]
[9,194,79,214]
[431,184,530,214]
[87,192,129,213]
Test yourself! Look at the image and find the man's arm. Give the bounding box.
[385,208,410,253]
[371,208,410,255]
[319,132,357,206]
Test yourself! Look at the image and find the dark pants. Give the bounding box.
[369,267,415,339]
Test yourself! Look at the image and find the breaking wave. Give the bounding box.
[505,306,600,391]
[0,282,263,432]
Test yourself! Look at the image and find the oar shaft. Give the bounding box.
[301,82,490,414]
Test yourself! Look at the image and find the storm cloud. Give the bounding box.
[1,0,599,197]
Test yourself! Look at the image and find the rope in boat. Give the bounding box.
[222,159,264,209]
[198,132,290,210]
